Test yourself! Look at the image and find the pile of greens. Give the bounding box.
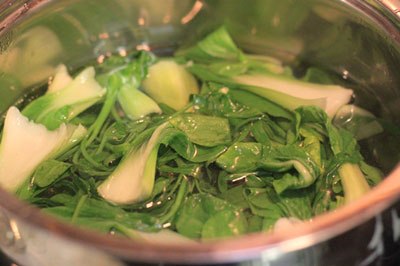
[0,27,383,241]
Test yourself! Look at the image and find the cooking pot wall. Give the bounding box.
[0,0,399,265]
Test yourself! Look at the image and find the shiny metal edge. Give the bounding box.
[342,0,400,45]
[377,0,400,16]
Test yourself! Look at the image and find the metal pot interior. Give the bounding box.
[0,0,399,265]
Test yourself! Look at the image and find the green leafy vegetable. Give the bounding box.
[179,27,353,117]
[169,114,231,147]
[32,160,71,188]
[175,193,247,239]
[0,107,86,191]
[176,26,244,63]
[0,26,384,241]
[333,104,383,140]
[97,123,171,204]
[98,51,161,120]
[142,60,199,110]
[216,142,263,173]
[22,66,105,130]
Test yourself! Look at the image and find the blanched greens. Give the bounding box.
[0,27,384,241]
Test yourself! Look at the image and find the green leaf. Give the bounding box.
[302,67,334,84]
[208,62,249,76]
[277,189,313,220]
[176,26,244,63]
[216,142,263,173]
[244,186,311,223]
[22,67,105,130]
[169,137,227,163]
[299,126,324,168]
[259,145,320,194]
[201,209,247,239]
[175,193,246,239]
[296,106,362,161]
[175,194,212,239]
[98,51,161,120]
[32,160,71,187]
[333,104,383,140]
[243,187,283,230]
[251,119,287,145]
[229,89,294,120]
[359,161,383,186]
[170,114,231,147]
[192,83,261,119]
[219,185,250,209]
[44,195,159,233]
[117,84,161,119]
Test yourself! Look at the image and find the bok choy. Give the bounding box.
[97,123,170,204]
[0,107,86,192]
[177,26,353,117]
[0,26,385,241]
[22,66,105,130]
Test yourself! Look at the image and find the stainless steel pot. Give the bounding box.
[0,0,399,265]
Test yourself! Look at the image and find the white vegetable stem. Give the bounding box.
[339,163,370,204]
[274,217,302,231]
[0,107,84,192]
[234,75,353,117]
[117,84,161,120]
[48,66,105,116]
[126,229,198,245]
[48,64,73,93]
[142,60,199,110]
[97,123,169,205]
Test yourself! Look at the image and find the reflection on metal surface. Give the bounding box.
[118,47,127,57]
[0,210,14,247]
[97,54,105,64]
[391,209,400,242]
[99,32,110,40]
[342,69,350,80]
[136,43,151,51]
[0,26,61,87]
[138,8,148,26]
[378,0,400,15]
[8,220,24,253]
[181,0,203,24]
[0,210,25,253]
[360,215,384,266]
[382,0,400,11]
[0,213,126,266]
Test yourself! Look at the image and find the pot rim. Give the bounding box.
[0,0,399,264]
[0,166,399,264]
